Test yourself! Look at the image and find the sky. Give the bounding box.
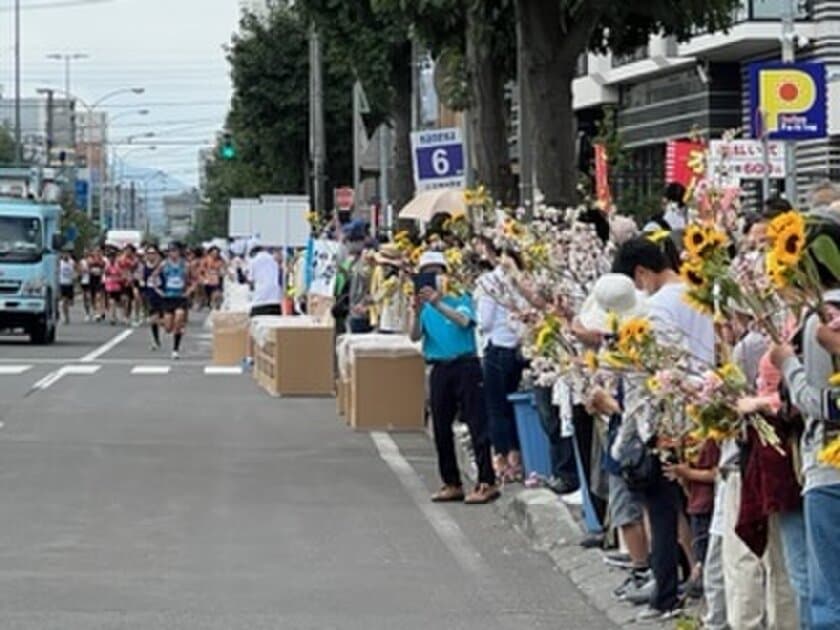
[0,0,239,194]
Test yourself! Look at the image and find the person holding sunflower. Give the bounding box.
[769,218,840,630]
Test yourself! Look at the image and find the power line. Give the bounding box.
[0,0,115,12]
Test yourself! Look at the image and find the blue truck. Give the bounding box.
[0,197,63,344]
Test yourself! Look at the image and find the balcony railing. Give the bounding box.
[734,0,811,21]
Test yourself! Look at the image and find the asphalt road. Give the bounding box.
[0,309,616,629]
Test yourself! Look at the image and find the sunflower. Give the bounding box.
[772,222,806,266]
[680,259,708,291]
[829,372,840,387]
[717,362,744,384]
[535,325,554,352]
[683,224,710,257]
[818,435,840,469]
[618,317,652,349]
[705,228,728,250]
[766,251,790,289]
[583,350,599,371]
[444,248,463,268]
[767,210,805,243]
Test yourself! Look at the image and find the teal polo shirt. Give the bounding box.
[419,293,478,361]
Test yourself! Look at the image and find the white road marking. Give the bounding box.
[32,365,101,391]
[371,432,489,578]
[131,365,172,375]
[78,329,133,363]
[204,366,243,375]
[0,365,31,375]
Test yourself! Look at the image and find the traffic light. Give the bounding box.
[220,133,236,160]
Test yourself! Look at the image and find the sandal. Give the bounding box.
[431,485,465,503]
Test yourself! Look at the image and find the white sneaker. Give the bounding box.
[171,351,180,360]
[149,342,160,351]
[84,315,91,322]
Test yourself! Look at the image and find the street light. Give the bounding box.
[111,145,157,229]
[46,52,88,103]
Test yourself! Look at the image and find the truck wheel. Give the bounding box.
[30,322,49,345]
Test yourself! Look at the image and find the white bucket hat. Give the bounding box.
[417,250,448,271]
[577,273,648,333]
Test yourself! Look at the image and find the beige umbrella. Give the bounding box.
[398,188,465,222]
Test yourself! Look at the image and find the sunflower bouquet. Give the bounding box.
[679,223,737,318]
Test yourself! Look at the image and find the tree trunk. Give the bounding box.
[516,1,600,208]
[390,41,415,209]
[466,3,515,205]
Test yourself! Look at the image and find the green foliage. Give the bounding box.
[0,124,17,165]
[197,3,353,241]
[58,194,102,256]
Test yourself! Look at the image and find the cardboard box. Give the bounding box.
[211,311,250,366]
[254,320,335,396]
[350,351,425,431]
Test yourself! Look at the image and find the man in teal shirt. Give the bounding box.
[410,251,498,504]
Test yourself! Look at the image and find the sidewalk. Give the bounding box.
[452,424,701,627]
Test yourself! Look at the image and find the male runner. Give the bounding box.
[140,246,163,350]
[88,248,106,321]
[79,253,92,321]
[155,242,192,359]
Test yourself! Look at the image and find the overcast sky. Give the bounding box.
[0,0,239,190]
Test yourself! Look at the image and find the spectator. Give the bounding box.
[247,243,282,317]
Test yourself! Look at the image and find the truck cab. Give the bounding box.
[0,197,62,344]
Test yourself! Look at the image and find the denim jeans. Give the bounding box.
[779,509,811,630]
[481,344,523,456]
[533,386,579,488]
[804,484,840,630]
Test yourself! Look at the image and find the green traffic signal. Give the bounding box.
[220,133,236,160]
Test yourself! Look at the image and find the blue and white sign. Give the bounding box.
[74,179,88,210]
[410,127,466,191]
[749,61,827,140]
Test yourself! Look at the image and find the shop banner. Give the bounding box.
[665,140,706,197]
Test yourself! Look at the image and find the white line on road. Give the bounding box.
[79,329,133,363]
[0,365,31,375]
[371,432,489,578]
[131,365,171,375]
[31,365,101,391]
[204,366,243,375]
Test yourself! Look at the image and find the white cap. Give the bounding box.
[418,250,448,271]
[577,273,648,333]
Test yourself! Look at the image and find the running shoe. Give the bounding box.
[171,351,181,360]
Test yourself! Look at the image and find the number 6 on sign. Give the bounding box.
[432,148,450,176]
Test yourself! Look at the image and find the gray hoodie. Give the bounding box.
[781,288,840,493]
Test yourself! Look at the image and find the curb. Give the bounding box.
[453,424,638,627]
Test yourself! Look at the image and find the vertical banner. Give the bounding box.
[593,143,612,211]
[665,140,706,198]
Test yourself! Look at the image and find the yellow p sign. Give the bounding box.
[759,69,817,133]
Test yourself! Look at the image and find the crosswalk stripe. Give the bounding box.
[0,365,31,375]
[204,366,243,375]
[130,366,172,375]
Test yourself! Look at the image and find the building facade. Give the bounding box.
[571,0,837,209]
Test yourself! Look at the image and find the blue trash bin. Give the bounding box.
[508,391,552,478]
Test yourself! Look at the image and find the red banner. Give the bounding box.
[594,144,612,212]
[665,140,706,201]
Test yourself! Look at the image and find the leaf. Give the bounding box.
[810,234,840,282]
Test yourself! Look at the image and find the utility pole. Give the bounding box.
[352,81,361,212]
[14,0,22,165]
[515,5,534,216]
[378,125,390,233]
[309,27,325,214]
[39,89,55,165]
[781,0,798,203]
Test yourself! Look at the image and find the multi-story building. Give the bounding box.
[0,95,75,164]
[197,147,214,197]
[570,0,837,208]
[164,190,201,240]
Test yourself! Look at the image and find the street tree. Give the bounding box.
[0,125,18,165]
[374,0,517,204]
[516,0,739,207]
[299,0,415,208]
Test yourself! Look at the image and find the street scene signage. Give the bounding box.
[410,127,465,191]
[708,139,786,183]
[749,61,827,140]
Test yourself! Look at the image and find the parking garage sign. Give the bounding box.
[410,127,465,191]
[749,61,827,140]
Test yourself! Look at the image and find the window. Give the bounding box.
[736,0,811,21]
[612,45,648,68]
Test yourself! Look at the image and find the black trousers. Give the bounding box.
[429,357,495,486]
[533,386,579,488]
[637,460,681,611]
[250,303,282,317]
[572,404,607,524]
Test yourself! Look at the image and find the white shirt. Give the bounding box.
[59,259,75,286]
[79,259,90,284]
[476,268,523,349]
[647,282,715,367]
[247,251,282,307]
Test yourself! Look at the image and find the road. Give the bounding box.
[0,309,615,629]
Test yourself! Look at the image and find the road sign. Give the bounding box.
[749,61,827,140]
[334,187,354,211]
[64,226,78,243]
[410,127,465,191]
[74,180,88,210]
[708,139,786,183]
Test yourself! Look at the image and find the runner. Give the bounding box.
[140,246,164,350]
[88,247,106,321]
[202,246,226,310]
[58,250,76,325]
[103,248,124,325]
[187,247,205,310]
[154,242,192,359]
[79,252,92,321]
[118,245,140,326]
